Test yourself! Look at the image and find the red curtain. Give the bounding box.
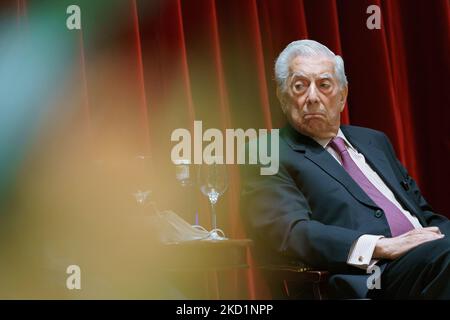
[135,0,449,298]
[126,0,450,221]
[8,0,449,299]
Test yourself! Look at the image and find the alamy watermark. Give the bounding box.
[366,5,381,30]
[171,121,279,175]
[66,5,81,30]
[66,264,81,290]
[367,265,381,290]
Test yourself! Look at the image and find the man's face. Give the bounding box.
[279,55,348,140]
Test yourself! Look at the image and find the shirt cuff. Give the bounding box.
[347,234,384,270]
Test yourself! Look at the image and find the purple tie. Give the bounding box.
[329,137,414,237]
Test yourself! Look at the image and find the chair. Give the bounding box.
[260,263,330,300]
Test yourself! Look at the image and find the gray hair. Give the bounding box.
[274,40,348,93]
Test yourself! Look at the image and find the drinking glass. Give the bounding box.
[198,162,228,239]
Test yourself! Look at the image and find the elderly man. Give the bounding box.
[241,40,450,299]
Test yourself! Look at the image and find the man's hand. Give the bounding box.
[373,227,445,260]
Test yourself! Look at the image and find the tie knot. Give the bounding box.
[329,136,347,155]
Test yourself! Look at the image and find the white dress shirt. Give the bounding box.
[313,129,423,270]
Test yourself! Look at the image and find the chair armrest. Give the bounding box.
[259,264,330,283]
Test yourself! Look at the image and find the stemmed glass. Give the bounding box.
[174,159,196,224]
[131,155,155,211]
[198,162,228,240]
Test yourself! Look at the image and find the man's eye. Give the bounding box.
[293,83,304,91]
[320,82,331,89]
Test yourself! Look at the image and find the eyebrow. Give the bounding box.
[318,73,333,79]
[290,72,334,80]
[291,71,307,79]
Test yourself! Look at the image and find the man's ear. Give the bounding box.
[339,85,348,112]
[276,87,287,113]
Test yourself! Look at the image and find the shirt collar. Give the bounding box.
[312,128,356,151]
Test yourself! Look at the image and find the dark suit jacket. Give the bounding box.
[240,124,449,298]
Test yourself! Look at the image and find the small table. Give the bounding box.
[159,239,253,299]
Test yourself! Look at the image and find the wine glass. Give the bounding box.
[174,159,196,224]
[174,159,192,187]
[198,162,228,240]
[131,155,155,211]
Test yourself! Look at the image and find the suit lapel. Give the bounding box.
[303,145,380,209]
[282,125,379,208]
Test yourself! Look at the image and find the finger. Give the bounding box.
[420,233,445,243]
[412,234,444,249]
[407,231,443,244]
[422,226,441,234]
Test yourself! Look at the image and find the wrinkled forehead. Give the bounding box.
[289,55,336,80]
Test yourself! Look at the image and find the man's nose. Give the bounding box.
[306,84,319,105]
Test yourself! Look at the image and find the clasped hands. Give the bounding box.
[374,227,445,260]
